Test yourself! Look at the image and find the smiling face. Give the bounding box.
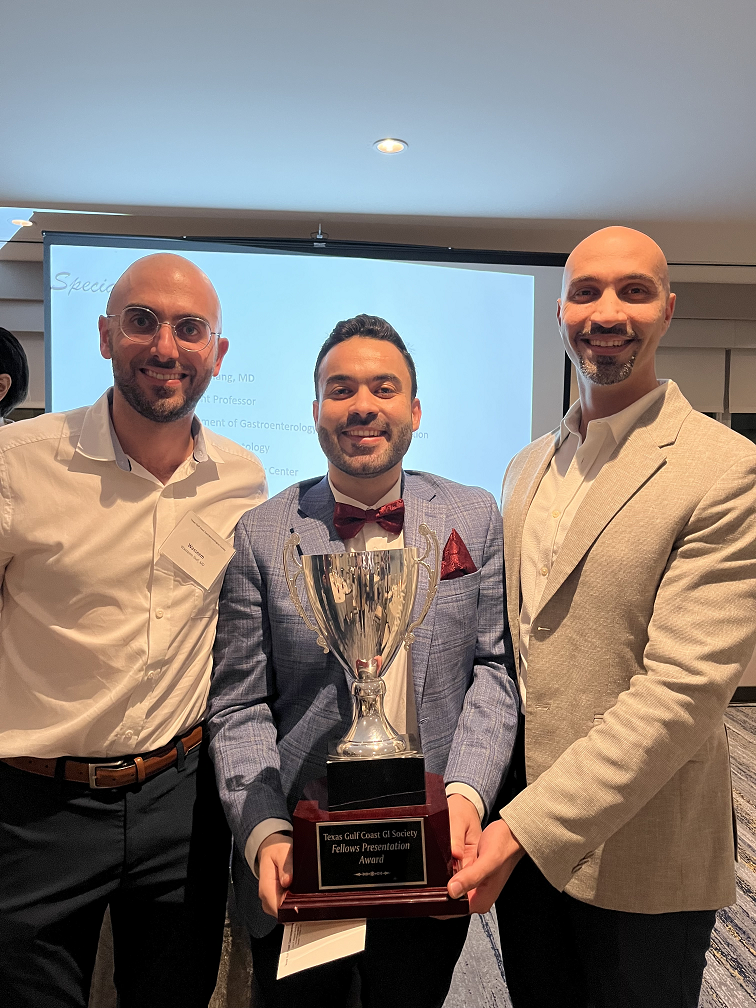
[313,336,421,482]
[98,253,227,424]
[558,227,675,391]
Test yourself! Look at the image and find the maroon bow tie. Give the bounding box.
[333,500,405,540]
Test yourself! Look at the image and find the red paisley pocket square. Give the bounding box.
[440,529,477,580]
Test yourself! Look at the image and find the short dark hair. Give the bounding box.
[314,314,417,399]
[0,328,29,418]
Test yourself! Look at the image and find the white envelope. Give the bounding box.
[277,919,367,979]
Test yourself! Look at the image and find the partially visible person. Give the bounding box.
[0,327,29,422]
[448,227,756,1008]
[0,254,267,1008]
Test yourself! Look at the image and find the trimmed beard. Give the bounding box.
[317,421,413,478]
[112,356,212,424]
[578,350,638,386]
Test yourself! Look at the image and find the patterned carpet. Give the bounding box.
[700,706,756,1007]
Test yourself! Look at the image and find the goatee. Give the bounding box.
[578,351,638,386]
[317,421,413,478]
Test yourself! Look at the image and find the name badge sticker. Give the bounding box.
[159,512,235,591]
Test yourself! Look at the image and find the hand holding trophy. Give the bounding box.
[280,523,469,920]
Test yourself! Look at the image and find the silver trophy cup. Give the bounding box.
[283,524,440,759]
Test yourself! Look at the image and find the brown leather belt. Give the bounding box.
[1,724,203,790]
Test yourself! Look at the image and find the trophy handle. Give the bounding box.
[403,523,440,649]
[283,532,330,654]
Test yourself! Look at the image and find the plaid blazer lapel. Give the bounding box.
[294,476,346,555]
[402,473,448,706]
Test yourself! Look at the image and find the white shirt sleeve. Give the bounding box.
[445,782,485,821]
[244,817,293,878]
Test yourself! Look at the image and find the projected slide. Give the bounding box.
[48,240,534,497]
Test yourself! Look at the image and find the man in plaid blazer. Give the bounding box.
[208,314,518,1007]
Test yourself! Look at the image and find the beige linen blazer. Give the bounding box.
[500,381,756,913]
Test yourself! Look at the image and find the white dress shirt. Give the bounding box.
[246,472,484,876]
[518,381,669,707]
[0,389,267,758]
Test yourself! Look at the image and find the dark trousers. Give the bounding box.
[495,728,716,1007]
[250,915,471,1008]
[496,856,715,1008]
[0,741,230,1008]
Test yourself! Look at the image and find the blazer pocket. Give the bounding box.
[436,568,482,600]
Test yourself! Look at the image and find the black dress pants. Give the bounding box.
[0,741,230,1008]
[496,855,715,1008]
[495,728,716,1007]
[249,914,471,1008]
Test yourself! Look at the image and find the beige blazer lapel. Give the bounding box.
[531,382,692,619]
[502,432,559,662]
[533,425,666,621]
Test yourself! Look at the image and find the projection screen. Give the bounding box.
[45,234,567,498]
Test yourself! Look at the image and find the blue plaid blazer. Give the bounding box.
[207,470,518,935]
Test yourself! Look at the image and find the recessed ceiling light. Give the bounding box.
[11,219,33,227]
[373,138,408,154]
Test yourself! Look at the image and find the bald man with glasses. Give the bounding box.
[0,254,266,1008]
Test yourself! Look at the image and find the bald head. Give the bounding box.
[106,253,221,331]
[99,252,228,427]
[564,227,670,298]
[557,226,675,398]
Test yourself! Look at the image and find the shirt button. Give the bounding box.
[155,609,164,619]
[124,730,133,740]
[146,672,155,680]
[552,510,560,518]
[540,566,549,576]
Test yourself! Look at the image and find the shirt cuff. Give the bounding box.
[244,818,293,879]
[445,782,485,821]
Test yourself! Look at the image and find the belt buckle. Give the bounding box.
[88,760,128,789]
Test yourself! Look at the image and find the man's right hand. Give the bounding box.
[258,832,294,918]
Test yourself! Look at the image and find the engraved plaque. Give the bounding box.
[316,818,427,890]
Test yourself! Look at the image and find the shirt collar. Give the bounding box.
[75,387,222,471]
[558,380,669,449]
[329,474,403,511]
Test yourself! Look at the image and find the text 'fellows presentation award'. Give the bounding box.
[280,524,468,921]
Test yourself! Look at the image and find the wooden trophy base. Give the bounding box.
[279,772,468,922]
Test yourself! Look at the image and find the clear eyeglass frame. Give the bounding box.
[106,306,220,352]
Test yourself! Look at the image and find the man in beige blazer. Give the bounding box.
[448,227,756,1007]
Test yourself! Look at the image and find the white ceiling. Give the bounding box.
[3,0,756,223]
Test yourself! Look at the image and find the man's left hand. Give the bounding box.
[447,818,525,913]
[447,792,482,870]
[435,793,483,919]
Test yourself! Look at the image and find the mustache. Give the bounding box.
[579,325,637,339]
[137,356,195,376]
[340,413,389,429]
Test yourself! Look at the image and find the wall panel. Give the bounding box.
[655,347,726,412]
[729,349,756,412]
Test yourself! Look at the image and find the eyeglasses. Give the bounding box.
[106,306,220,352]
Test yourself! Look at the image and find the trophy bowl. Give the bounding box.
[284,524,439,759]
[279,522,469,920]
